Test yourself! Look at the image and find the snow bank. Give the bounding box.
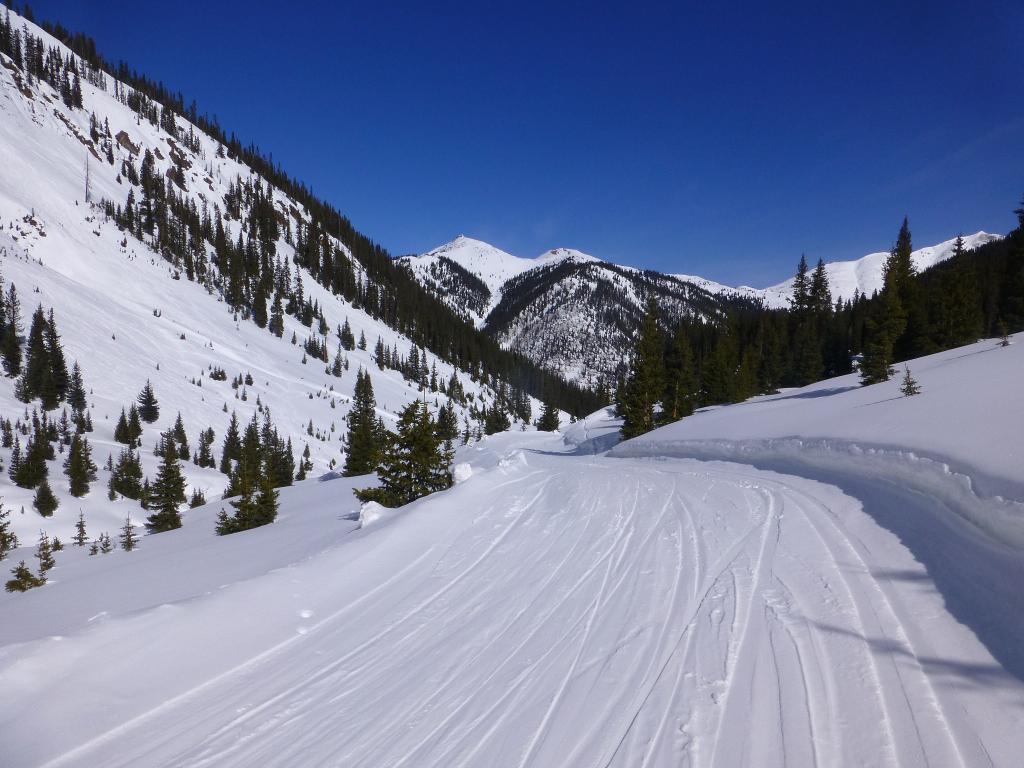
[611,335,1024,549]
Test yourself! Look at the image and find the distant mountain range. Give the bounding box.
[400,232,1001,386]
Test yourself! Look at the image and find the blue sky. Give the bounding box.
[28,0,1024,285]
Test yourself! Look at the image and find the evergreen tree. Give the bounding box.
[114,408,131,444]
[859,289,899,385]
[109,447,143,499]
[20,305,50,404]
[343,368,381,476]
[137,380,160,423]
[0,503,18,561]
[900,365,921,397]
[64,433,97,497]
[73,511,88,547]
[196,427,216,468]
[5,560,44,592]
[356,400,452,507]
[661,327,697,423]
[189,488,207,508]
[268,293,285,337]
[43,308,68,406]
[171,413,189,459]
[127,404,144,444]
[33,479,59,517]
[436,402,459,441]
[536,399,560,431]
[119,516,139,551]
[483,404,511,435]
[145,435,185,532]
[35,530,55,573]
[619,298,666,438]
[1,283,22,377]
[67,361,87,412]
[219,412,241,474]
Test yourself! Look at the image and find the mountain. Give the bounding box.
[741,231,1002,308]
[0,7,590,543]
[401,231,1000,386]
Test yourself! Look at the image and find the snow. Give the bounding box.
[754,231,1003,308]
[398,236,595,326]
[0,10,532,544]
[1,8,1021,766]
[3,337,1023,765]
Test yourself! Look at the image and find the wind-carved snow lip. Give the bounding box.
[609,436,1024,550]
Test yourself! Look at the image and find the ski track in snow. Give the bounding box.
[5,437,1021,768]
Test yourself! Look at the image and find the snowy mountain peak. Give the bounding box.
[752,230,1002,309]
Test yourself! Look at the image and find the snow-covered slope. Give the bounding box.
[0,9,532,544]
[404,231,1001,386]
[397,236,596,326]
[2,336,1022,766]
[750,231,1002,308]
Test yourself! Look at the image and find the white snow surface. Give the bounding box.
[0,9,532,544]
[2,338,1023,766]
[398,236,597,325]
[752,231,1003,308]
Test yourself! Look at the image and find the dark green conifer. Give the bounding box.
[137,381,160,423]
[33,479,58,517]
[619,298,666,438]
[145,435,185,532]
[356,400,452,507]
[343,368,381,476]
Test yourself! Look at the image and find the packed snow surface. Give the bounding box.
[3,330,1024,767]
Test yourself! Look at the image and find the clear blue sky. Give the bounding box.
[27,0,1024,285]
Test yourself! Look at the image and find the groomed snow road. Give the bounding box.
[3,436,1022,767]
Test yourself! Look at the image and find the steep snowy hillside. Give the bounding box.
[0,8,540,544]
[2,336,1021,767]
[397,236,595,326]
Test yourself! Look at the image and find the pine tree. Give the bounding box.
[189,488,206,508]
[43,308,68,406]
[900,365,921,397]
[67,361,87,412]
[483,404,511,435]
[436,401,460,440]
[145,435,185,532]
[114,407,131,444]
[127,404,143,444]
[619,298,666,438]
[268,293,285,337]
[860,289,900,385]
[1,283,22,377]
[196,427,216,468]
[137,380,160,423]
[5,560,44,592]
[220,412,241,474]
[343,368,381,476]
[356,400,452,507]
[35,530,55,573]
[0,502,18,561]
[110,447,143,499]
[73,511,88,546]
[661,327,697,423]
[536,399,560,431]
[21,305,49,404]
[171,412,189,459]
[118,516,139,551]
[33,479,58,517]
[64,433,97,497]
